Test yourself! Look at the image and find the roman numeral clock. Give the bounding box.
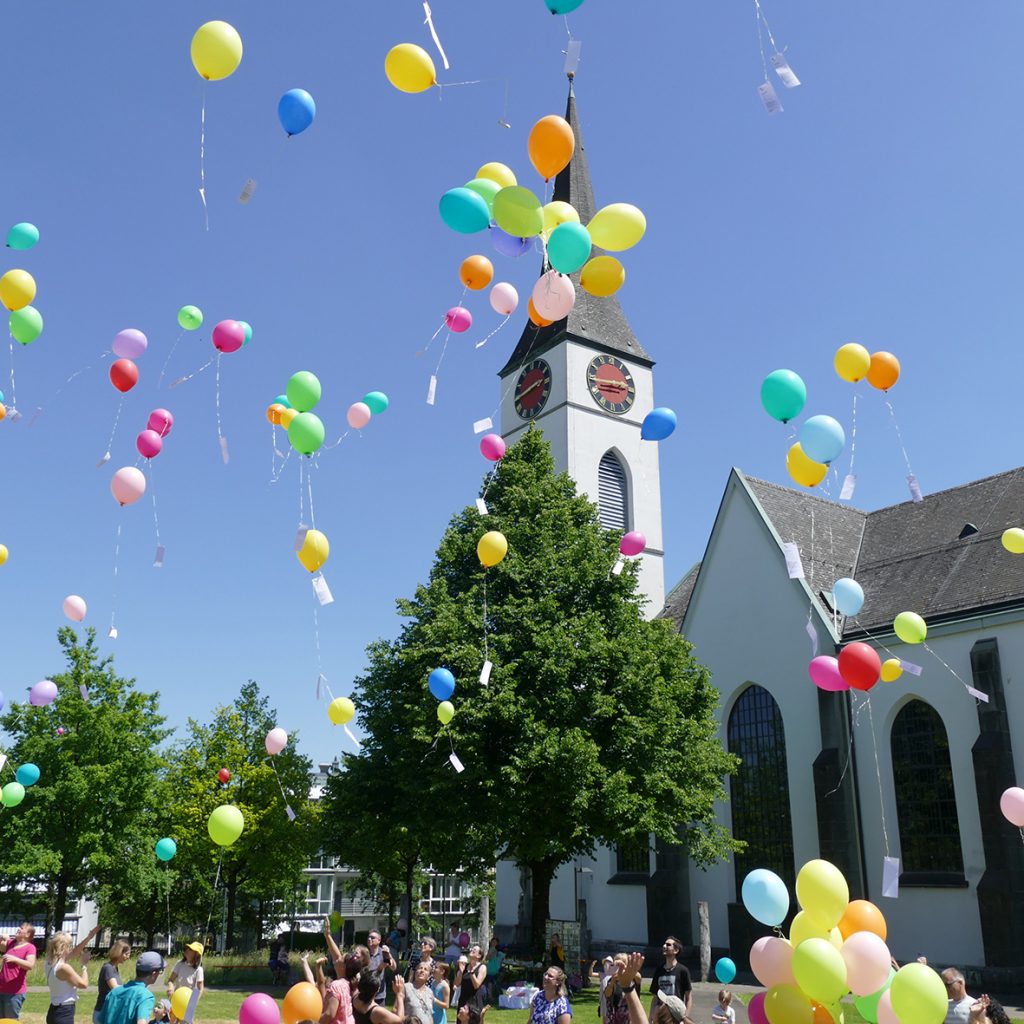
[587,354,635,414]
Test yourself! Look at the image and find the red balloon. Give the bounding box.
[218,768,231,784]
[110,359,139,393]
[838,642,881,691]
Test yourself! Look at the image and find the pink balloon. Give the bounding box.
[446,307,472,333]
[532,270,576,321]
[240,993,281,1024]
[265,727,288,755]
[808,655,850,692]
[490,282,519,315]
[480,434,506,461]
[1001,786,1024,827]
[62,595,87,623]
[746,992,768,1024]
[842,931,892,997]
[749,937,795,989]
[148,408,174,437]
[347,402,372,429]
[136,429,163,459]
[620,531,646,557]
[111,466,146,506]
[111,328,148,359]
[212,320,245,353]
[30,680,58,707]
[877,989,899,1024]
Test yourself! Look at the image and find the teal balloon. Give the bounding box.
[239,321,253,346]
[464,178,501,213]
[9,306,42,345]
[760,369,806,423]
[714,958,736,984]
[439,187,491,234]
[286,371,321,412]
[288,412,325,455]
[1,782,25,808]
[14,763,39,787]
[155,837,177,862]
[273,393,292,410]
[6,223,39,250]
[547,222,591,274]
[854,970,894,1024]
[177,305,203,330]
[363,391,389,415]
[545,0,585,11]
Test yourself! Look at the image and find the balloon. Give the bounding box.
[155,837,177,862]
[480,434,506,461]
[428,668,456,701]
[880,659,903,683]
[764,984,812,1024]
[110,359,139,393]
[747,992,769,1024]
[796,859,849,931]
[62,595,87,623]
[265,728,288,755]
[460,255,494,291]
[136,430,163,459]
[384,44,436,93]
[867,352,900,391]
[877,990,900,1024]
[800,415,846,464]
[580,255,626,297]
[1002,528,1024,553]
[786,443,827,488]
[491,226,532,258]
[111,467,146,507]
[440,188,490,234]
[478,530,508,567]
[0,545,8,566]
[528,298,553,328]
[542,200,580,237]
[528,115,575,180]
[545,0,586,9]
[6,223,39,250]
[493,186,544,238]
[208,804,244,846]
[112,329,148,359]
[274,394,292,410]
[854,971,895,1024]
[792,938,847,1007]
[437,700,455,725]
[464,178,501,212]
[842,931,891,997]
[297,530,329,573]
[280,408,298,429]
[641,408,677,441]
[191,21,243,80]
[239,321,253,346]
[15,764,39,787]
[288,412,325,455]
[0,270,35,311]
[831,578,864,616]
[0,404,5,422]
[171,989,192,1021]
[1,783,25,808]
[834,343,871,383]
[838,642,881,691]
[363,391,389,415]
[347,403,372,429]
[789,910,831,948]
[446,307,472,333]
[532,271,575,321]
[278,89,316,135]
[477,162,517,189]
[620,532,646,557]
[587,203,646,251]
[890,963,947,1024]
[1000,786,1024,827]
[240,992,281,1024]
[893,611,927,644]
[178,305,203,330]
[283,982,323,1024]
[490,282,519,315]
[750,937,795,989]
[9,306,43,345]
[287,371,321,412]
[715,958,736,984]
[267,403,284,425]
[213,320,245,354]
[808,656,849,693]
[547,222,592,274]
[218,768,231,783]
[760,370,807,423]
[328,697,355,726]
[839,899,888,941]
[741,868,789,926]
[29,680,57,706]
[148,409,174,437]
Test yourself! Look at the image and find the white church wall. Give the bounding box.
[496,859,522,934]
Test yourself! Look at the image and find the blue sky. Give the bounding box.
[2,0,1023,763]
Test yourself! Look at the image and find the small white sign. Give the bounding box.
[840,474,857,500]
[285,804,296,822]
[153,545,165,568]
[108,626,118,639]
[882,856,901,899]
[79,685,89,702]
[611,557,625,576]
[316,674,325,701]
[899,659,923,676]
[967,686,990,704]
[783,541,804,579]
[564,39,582,77]
[313,574,334,606]
[476,498,488,515]
[907,474,922,502]
[479,660,493,687]
[758,81,784,115]
[239,178,257,204]
[449,752,465,773]
[426,375,437,406]
[0,754,8,773]
[473,417,493,434]
[6,408,21,423]
[219,436,230,464]
[805,619,819,655]
[771,53,801,88]
[294,525,310,551]
[96,451,111,468]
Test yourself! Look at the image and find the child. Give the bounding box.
[711,989,735,1024]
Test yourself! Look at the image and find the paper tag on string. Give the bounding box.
[79,685,89,702]
[782,542,804,579]
[96,451,111,468]
[473,417,493,434]
[294,525,309,551]
[771,53,801,88]
[28,408,42,427]
[564,39,581,77]
[899,659,922,676]
[480,660,493,687]
[344,725,362,749]
[422,2,450,69]
[476,498,488,516]
[239,178,257,204]
[758,81,784,115]
[219,436,230,464]
[449,752,465,773]
[285,804,296,822]
[967,686,990,704]
[0,754,8,774]
[313,574,334,606]
[805,618,819,655]
[907,474,922,502]
[426,375,437,406]
[840,474,856,500]
[882,856,900,898]
[611,557,625,576]
[6,408,21,423]
[153,545,165,568]
[108,627,118,639]
[316,674,325,701]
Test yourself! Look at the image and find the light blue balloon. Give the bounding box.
[714,958,736,984]
[741,868,789,926]
[832,577,864,617]
[439,188,491,234]
[547,222,591,275]
[155,837,177,862]
[428,668,455,701]
[800,414,845,464]
[641,408,677,441]
[0,391,4,404]
[278,89,316,136]
[6,223,39,250]
[14,763,39,787]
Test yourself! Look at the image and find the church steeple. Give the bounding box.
[497,81,652,378]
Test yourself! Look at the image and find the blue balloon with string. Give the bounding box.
[428,668,456,701]
[832,577,864,617]
[641,408,677,441]
[800,414,846,464]
[278,89,316,136]
[15,763,39,787]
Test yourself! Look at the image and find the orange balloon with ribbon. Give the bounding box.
[528,115,575,180]
[460,255,494,291]
[867,351,900,391]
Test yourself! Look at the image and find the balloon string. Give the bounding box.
[31,351,113,425]
[158,330,186,390]
[922,641,978,700]
[422,2,450,70]
[474,314,510,350]
[322,429,350,451]
[417,320,446,359]
[864,695,892,856]
[306,460,317,530]
[313,603,326,684]
[431,285,469,386]
[202,850,223,943]
[199,85,209,231]
[824,691,864,799]
[103,397,125,460]
[7,337,17,414]
[150,459,162,551]
[482,570,489,665]
[884,398,914,477]
[485,320,548,426]
[110,520,123,636]
[169,356,214,388]
[847,390,858,477]
[298,458,306,525]
[753,0,771,80]
[214,353,224,445]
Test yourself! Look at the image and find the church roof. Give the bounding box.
[497,83,652,379]
[658,562,701,630]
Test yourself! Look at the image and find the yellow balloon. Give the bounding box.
[477,530,508,567]
[764,984,813,1024]
[587,203,646,252]
[191,21,243,81]
[0,545,7,566]
[280,407,298,428]
[477,162,517,189]
[881,658,903,683]
[1002,527,1024,554]
[786,443,827,488]
[297,529,329,573]
[580,255,626,297]
[384,44,436,94]
[437,700,455,725]
[328,697,355,725]
[834,343,871,383]
[542,200,580,238]
[828,927,843,951]
[171,988,192,1021]
[0,270,36,312]
[789,909,830,948]
[796,859,849,931]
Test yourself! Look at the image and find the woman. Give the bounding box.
[603,955,636,1024]
[529,967,572,1024]
[548,936,565,972]
[430,963,450,1024]
[167,942,204,1024]
[455,947,486,1017]
[615,954,679,1024]
[484,940,504,1003]
[320,952,362,1024]
[45,931,94,1024]
[404,962,434,1024]
[94,940,130,1024]
[969,996,1011,1024]
[352,968,406,1024]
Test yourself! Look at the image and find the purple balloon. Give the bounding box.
[29,680,58,707]
[111,329,148,360]
[490,225,531,259]
[808,655,850,692]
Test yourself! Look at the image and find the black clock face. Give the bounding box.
[587,354,635,415]
[515,359,552,419]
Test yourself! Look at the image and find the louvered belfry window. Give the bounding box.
[598,451,628,530]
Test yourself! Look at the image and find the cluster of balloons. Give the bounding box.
[450,254,521,337]
[63,595,87,623]
[138,408,174,461]
[428,668,456,725]
[212,318,252,354]
[743,860,949,1024]
[268,371,325,455]
[110,328,149,393]
[3,223,43,348]
[191,21,243,81]
[278,89,316,137]
[835,343,901,391]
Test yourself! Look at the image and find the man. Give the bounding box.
[0,922,37,1019]
[102,951,165,1024]
[941,968,974,1024]
[649,937,692,1020]
[367,930,395,1006]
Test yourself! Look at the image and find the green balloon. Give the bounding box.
[363,391,389,415]
[9,306,42,345]
[1,782,25,808]
[6,223,39,251]
[287,370,321,412]
[854,969,894,1024]
[178,305,203,330]
[493,186,544,238]
[239,321,253,346]
[464,177,501,213]
[207,804,244,846]
[288,412,325,455]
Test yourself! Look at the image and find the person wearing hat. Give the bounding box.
[101,951,165,1024]
[166,943,204,1023]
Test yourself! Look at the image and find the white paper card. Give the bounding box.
[449,752,465,773]
[79,685,89,702]
[184,987,201,1024]
[611,557,625,576]
[805,619,819,655]
[108,627,118,639]
[967,686,990,704]
[344,724,363,749]
[294,525,309,551]
[771,53,801,88]
[239,178,257,203]
[758,81,784,115]
[0,754,8,773]
[219,436,230,464]
[907,474,922,502]
[6,408,21,423]
[840,474,857,500]
[96,451,111,468]
[564,39,582,77]
[782,541,804,579]
[882,856,901,898]
[426,375,437,406]
[473,417,493,434]
[475,498,488,516]
[899,659,923,676]
[479,660,493,687]
[285,804,296,822]
[153,545,165,568]
[313,574,334,606]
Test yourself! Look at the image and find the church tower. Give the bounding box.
[498,82,665,614]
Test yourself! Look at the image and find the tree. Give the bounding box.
[327,429,740,951]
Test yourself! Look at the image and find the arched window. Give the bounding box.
[728,685,795,891]
[891,700,964,876]
[598,450,629,531]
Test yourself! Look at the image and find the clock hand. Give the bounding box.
[521,379,545,397]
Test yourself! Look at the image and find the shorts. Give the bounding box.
[0,993,26,1019]
[47,1003,77,1024]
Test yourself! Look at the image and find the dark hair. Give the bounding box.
[344,953,363,981]
[356,968,382,1003]
[663,936,681,953]
[403,1017,423,1024]
[988,1001,1011,1024]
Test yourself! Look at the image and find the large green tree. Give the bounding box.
[323,428,739,950]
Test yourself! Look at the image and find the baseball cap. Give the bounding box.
[656,992,687,1023]
[186,942,205,955]
[137,951,166,973]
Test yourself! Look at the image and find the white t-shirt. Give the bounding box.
[170,960,204,990]
[712,1007,735,1024]
[945,996,973,1024]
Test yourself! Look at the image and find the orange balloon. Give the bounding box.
[528,115,575,181]
[810,1003,835,1024]
[460,254,494,291]
[837,898,887,941]
[267,402,286,425]
[0,404,6,423]
[283,982,323,1024]
[528,297,553,327]
[867,351,900,391]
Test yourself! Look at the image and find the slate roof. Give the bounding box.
[658,562,701,630]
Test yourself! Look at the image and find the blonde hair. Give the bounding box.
[46,933,72,964]
[544,967,568,998]
[718,990,732,1007]
[108,939,131,963]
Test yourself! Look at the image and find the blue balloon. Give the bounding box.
[547,222,592,274]
[273,394,292,410]
[440,188,491,234]
[278,89,316,136]
[741,868,789,926]
[544,0,585,11]
[714,958,736,984]
[832,577,864,617]
[155,837,177,862]
[641,407,677,441]
[490,226,532,258]
[799,414,845,464]
[428,668,456,701]
[14,763,39,787]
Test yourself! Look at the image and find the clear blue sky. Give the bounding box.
[2,0,1023,763]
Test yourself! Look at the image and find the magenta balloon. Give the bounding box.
[212,320,245,353]
[446,307,472,333]
[136,429,163,459]
[480,434,506,462]
[808,655,850,692]
[111,466,146,506]
[265,727,287,755]
[749,937,795,989]
[240,993,281,1024]
[532,270,576,321]
[148,408,174,437]
[746,992,768,1024]
[62,595,87,623]
[489,282,519,315]
[1001,786,1024,827]
[619,531,646,557]
[29,680,58,707]
[111,328,148,359]
[347,402,372,429]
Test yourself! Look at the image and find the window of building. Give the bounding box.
[615,837,651,875]
[970,639,1004,713]
[598,451,629,531]
[891,699,964,879]
[727,685,796,892]
[419,874,473,917]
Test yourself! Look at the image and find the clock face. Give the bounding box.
[587,354,635,415]
[514,359,552,419]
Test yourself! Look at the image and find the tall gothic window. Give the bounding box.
[598,451,629,531]
[728,685,795,891]
[891,700,964,877]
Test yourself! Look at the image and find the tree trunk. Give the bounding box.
[527,858,559,957]
[54,876,68,935]
[480,892,490,948]
[403,859,416,954]
[226,874,238,951]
